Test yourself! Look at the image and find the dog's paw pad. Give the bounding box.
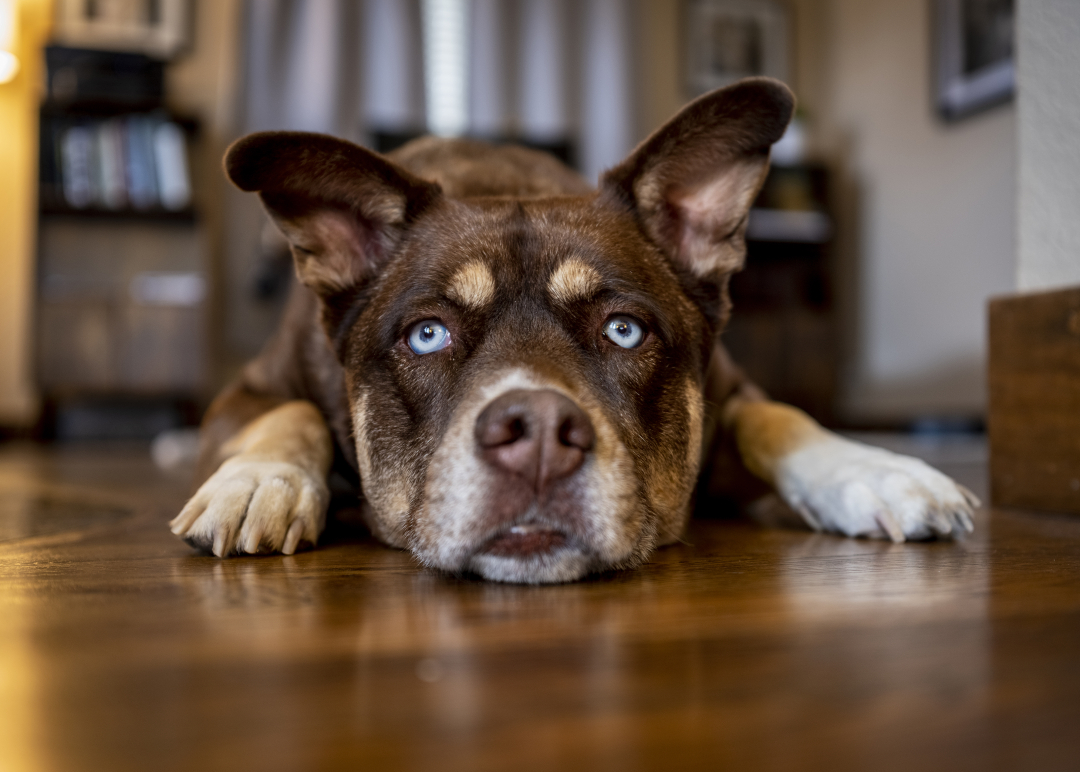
[776,437,977,542]
[170,458,329,557]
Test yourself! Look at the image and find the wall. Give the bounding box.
[0,0,50,427]
[637,0,1017,422]
[813,0,1017,421]
[167,0,243,147]
[636,0,682,142]
[1016,0,1080,292]
[165,0,245,385]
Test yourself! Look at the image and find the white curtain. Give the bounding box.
[238,0,639,182]
[243,0,362,136]
[362,0,427,134]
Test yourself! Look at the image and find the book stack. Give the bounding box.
[41,113,192,213]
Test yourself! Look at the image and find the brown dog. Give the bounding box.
[169,78,976,583]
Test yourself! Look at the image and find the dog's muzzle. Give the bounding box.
[472,388,595,557]
[475,388,595,490]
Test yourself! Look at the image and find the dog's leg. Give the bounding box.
[723,396,978,541]
[169,398,332,557]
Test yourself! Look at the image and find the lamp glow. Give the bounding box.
[0,0,15,85]
[0,0,13,48]
[0,50,17,84]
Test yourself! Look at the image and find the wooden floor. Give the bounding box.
[1,438,1078,772]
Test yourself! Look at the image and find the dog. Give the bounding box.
[169,77,977,584]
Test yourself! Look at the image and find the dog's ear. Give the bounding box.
[225,132,442,297]
[601,77,794,282]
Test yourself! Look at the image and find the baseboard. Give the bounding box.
[988,285,1080,514]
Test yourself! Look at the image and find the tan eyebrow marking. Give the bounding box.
[446,260,496,309]
[548,258,602,305]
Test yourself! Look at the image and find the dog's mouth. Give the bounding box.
[466,521,593,583]
[480,522,569,557]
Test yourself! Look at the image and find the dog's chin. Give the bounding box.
[465,525,595,584]
[465,547,593,584]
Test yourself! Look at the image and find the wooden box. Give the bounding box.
[988,286,1080,514]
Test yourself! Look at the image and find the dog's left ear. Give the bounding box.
[225,132,442,298]
[601,77,794,282]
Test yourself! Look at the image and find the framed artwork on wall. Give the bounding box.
[52,0,191,59]
[683,0,788,97]
[934,0,1015,121]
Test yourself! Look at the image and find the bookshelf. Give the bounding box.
[39,103,198,218]
[722,164,839,425]
[36,46,208,439]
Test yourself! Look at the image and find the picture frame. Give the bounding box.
[52,0,191,60]
[684,0,788,97]
[933,0,1015,121]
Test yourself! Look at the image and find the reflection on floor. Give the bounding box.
[0,436,1077,771]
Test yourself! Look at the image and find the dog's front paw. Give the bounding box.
[774,436,979,542]
[169,457,329,557]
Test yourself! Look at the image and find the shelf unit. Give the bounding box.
[723,164,839,424]
[35,47,208,439]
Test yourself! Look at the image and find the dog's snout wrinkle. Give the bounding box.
[475,389,595,491]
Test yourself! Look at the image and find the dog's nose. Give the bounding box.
[475,389,595,490]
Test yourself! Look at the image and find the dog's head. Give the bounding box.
[226,78,793,582]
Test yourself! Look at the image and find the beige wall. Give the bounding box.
[0,0,50,427]
[637,0,684,142]
[813,0,1016,421]
[638,0,1017,422]
[1016,0,1080,292]
[166,0,246,386]
[166,0,243,142]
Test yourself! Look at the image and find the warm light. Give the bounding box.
[0,50,17,83]
[0,0,15,84]
[0,0,14,49]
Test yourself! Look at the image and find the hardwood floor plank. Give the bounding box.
[0,442,1077,771]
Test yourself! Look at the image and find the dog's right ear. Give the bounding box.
[225,132,442,297]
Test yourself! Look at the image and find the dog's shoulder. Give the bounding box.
[387,136,594,199]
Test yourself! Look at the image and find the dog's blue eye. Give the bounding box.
[603,316,644,349]
[408,320,451,354]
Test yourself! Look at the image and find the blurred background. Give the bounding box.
[0,0,1030,448]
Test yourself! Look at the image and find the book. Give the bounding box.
[60,124,97,208]
[153,121,191,211]
[96,119,128,210]
[124,115,158,210]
